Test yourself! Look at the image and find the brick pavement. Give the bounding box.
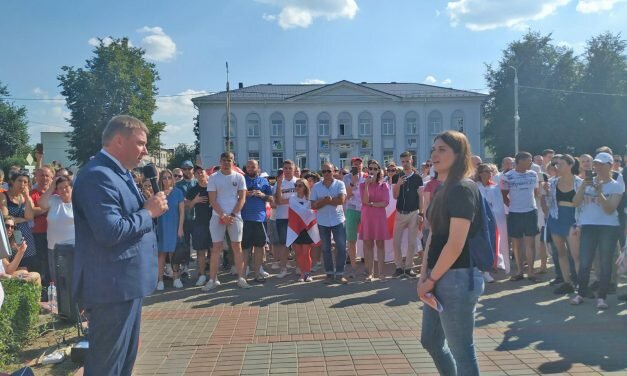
[133,266,627,376]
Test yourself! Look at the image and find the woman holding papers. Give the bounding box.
[418,131,484,376]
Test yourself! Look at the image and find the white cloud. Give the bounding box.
[576,0,627,13]
[441,78,453,86]
[87,36,114,47]
[155,89,209,147]
[259,0,358,29]
[423,75,438,85]
[300,78,326,84]
[446,0,570,31]
[137,26,177,62]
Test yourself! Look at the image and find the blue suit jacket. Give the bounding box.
[72,152,157,307]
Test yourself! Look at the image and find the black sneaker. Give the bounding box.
[553,282,575,295]
[549,278,564,286]
[405,269,417,278]
[392,268,405,278]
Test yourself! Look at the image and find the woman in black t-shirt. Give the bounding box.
[418,131,484,376]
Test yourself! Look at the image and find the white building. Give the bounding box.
[192,80,486,173]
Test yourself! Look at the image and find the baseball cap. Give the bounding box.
[181,160,194,168]
[593,152,613,165]
[351,157,363,163]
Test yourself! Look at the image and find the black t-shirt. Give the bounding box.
[427,180,481,270]
[392,172,423,212]
[186,184,211,225]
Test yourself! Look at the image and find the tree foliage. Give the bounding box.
[167,143,196,170]
[58,38,165,166]
[484,31,627,161]
[0,82,30,161]
[193,115,200,155]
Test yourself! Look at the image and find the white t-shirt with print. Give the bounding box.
[579,178,624,226]
[273,177,297,219]
[207,170,246,217]
[500,170,539,213]
[47,195,75,249]
[343,173,367,211]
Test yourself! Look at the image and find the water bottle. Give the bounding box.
[49,282,57,315]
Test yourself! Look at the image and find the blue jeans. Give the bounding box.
[319,223,347,276]
[577,225,620,299]
[421,267,484,376]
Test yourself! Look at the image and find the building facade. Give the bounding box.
[192,80,486,173]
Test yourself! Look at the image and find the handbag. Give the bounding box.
[171,237,190,265]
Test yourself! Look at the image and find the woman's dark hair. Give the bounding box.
[427,131,473,234]
[304,172,320,183]
[367,160,384,183]
[8,171,30,186]
[55,175,73,190]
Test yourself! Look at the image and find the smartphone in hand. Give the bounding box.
[351,166,359,175]
[585,169,594,183]
[14,229,24,246]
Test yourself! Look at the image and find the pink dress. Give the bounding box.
[358,181,391,240]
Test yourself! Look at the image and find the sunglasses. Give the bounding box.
[5,224,14,229]
[387,168,396,172]
[173,174,183,178]
[321,169,333,174]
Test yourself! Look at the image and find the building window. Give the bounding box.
[295,152,307,169]
[381,111,395,135]
[383,150,394,166]
[361,139,371,149]
[272,152,284,171]
[319,152,330,169]
[272,139,283,151]
[222,112,237,138]
[270,112,284,136]
[247,119,260,137]
[224,139,235,152]
[319,139,329,150]
[405,111,418,135]
[428,110,443,140]
[248,151,260,161]
[358,111,372,136]
[294,112,308,136]
[407,138,418,148]
[451,110,465,132]
[338,112,352,137]
[339,152,349,169]
[318,112,331,136]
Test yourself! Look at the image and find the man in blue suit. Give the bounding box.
[72,115,168,376]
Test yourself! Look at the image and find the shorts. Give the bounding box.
[507,210,539,238]
[294,230,314,245]
[345,209,361,242]
[267,219,280,245]
[242,221,268,249]
[192,223,212,250]
[547,206,576,238]
[276,219,288,245]
[209,215,243,243]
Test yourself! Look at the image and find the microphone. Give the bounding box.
[142,164,161,194]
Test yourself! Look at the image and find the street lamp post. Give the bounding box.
[508,65,520,155]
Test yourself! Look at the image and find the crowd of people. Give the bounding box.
[0,118,625,374]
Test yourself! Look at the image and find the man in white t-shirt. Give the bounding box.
[204,152,248,291]
[273,160,297,278]
[501,151,540,282]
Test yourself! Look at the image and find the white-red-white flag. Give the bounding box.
[286,197,320,247]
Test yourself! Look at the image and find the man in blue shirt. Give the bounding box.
[241,160,274,283]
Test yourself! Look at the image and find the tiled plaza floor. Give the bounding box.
[134,264,627,376]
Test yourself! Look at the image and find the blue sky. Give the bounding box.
[1,0,626,147]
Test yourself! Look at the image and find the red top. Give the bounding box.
[30,189,47,233]
[424,179,442,194]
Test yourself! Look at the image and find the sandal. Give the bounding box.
[509,274,524,282]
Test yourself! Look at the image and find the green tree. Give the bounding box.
[0,82,30,161]
[167,143,196,170]
[58,37,165,165]
[193,115,200,155]
[574,32,627,155]
[483,31,581,161]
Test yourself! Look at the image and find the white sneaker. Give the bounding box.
[483,272,495,283]
[596,298,608,309]
[202,279,221,291]
[164,264,174,278]
[298,277,304,282]
[237,278,251,289]
[259,266,270,278]
[173,278,183,288]
[230,266,238,275]
[276,269,289,278]
[305,275,313,282]
[195,275,207,286]
[156,281,164,291]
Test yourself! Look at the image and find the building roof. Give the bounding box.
[192,80,486,103]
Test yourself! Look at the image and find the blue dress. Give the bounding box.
[157,188,184,253]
